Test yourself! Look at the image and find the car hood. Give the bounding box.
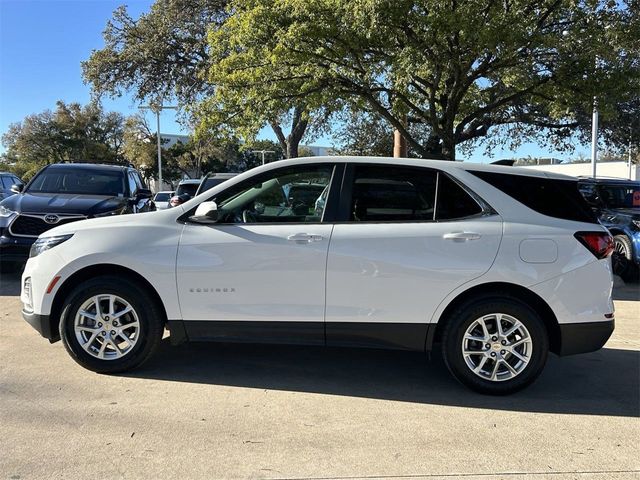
[0,192,127,216]
[602,207,640,219]
[44,205,184,236]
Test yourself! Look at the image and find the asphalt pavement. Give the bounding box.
[1,270,638,479]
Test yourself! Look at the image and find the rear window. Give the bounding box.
[470,171,597,223]
[198,177,229,195]
[176,182,199,197]
[154,192,171,202]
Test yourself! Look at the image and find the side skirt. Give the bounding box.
[167,320,430,352]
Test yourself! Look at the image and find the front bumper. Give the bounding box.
[22,309,59,342]
[0,233,34,263]
[558,319,614,356]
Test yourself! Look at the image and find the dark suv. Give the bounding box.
[578,178,640,281]
[0,163,154,270]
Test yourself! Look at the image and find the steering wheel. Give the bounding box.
[242,209,259,223]
[290,200,308,216]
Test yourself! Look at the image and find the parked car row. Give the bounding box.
[0,163,154,271]
[577,177,640,282]
[20,157,616,395]
[169,173,238,208]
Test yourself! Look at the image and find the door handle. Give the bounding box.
[443,232,482,241]
[287,233,324,243]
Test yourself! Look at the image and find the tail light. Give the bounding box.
[574,231,614,259]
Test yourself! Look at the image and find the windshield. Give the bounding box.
[598,184,640,209]
[27,168,125,196]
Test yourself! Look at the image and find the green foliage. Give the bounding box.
[122,115,269,186]
[1,101,126,180]
[333,107,433,157]
[82,0,227,106]
[84,0,323,158]
[209,0,639,159]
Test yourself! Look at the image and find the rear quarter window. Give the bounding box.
[469,171,598,224]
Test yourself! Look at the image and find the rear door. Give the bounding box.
[325,164,502,350]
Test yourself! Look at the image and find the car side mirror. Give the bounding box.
[189,201,219,224]
[10,184,24,194]
[136,188,153,199]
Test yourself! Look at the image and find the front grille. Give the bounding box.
[9,214,86,237]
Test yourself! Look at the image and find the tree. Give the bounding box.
[1,101,126,179]
[83,0,326,158]
[122,115,266,185]
[209,0,639,160]
[333,107,435,157]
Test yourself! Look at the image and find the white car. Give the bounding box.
[21,157,615,395]
[152,191,174,210]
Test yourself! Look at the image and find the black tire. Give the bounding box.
[612,235,639,283]
[442,296,549,395]
[59,275,165,373]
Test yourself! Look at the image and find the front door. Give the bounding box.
[176,163,337,344]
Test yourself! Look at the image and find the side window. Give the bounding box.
[214,164,334,224]
[133,171,145,189]
[12,176,23,187]
[1,176,11,189]
[469,170,598,224]
[127,172,138,196]
[349,165,437,222]
[436,174,483,220]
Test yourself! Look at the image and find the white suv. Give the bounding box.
[21,157,615,395]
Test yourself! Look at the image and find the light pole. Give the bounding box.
[591,97,598,178]
[563,21,605,179]
[629,125,634,180]
[139,103,177,191]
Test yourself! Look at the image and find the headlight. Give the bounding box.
[0,205,15,217]
[632,220,640,230]
[29,234,73,258]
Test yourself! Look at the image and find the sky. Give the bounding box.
[0,0,591,163]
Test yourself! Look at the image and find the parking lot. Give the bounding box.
[0,271,638,480]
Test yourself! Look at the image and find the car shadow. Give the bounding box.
[612,282,640,301]
[127,340,640,418]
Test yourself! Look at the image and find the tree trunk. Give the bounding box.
[393,129,408,157]
[440,136,456,161]
[287,142,299,159]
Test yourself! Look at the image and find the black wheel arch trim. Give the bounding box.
[427,281,561,354]
[48,264,168,342]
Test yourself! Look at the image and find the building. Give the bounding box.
[521,161,638,180]
[160,133,190,148]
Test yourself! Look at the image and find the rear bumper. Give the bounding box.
[558,319,614,356]
[22,310,58,342]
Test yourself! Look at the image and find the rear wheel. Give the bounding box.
[60,276,164,373]
[442,297,549,395]
[612,235,638,282]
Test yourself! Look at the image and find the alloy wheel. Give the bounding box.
[74,294,140,360]
[461,313,533,382]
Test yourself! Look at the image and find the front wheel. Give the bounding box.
[442,297,549,395]
[60,276,165,373]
